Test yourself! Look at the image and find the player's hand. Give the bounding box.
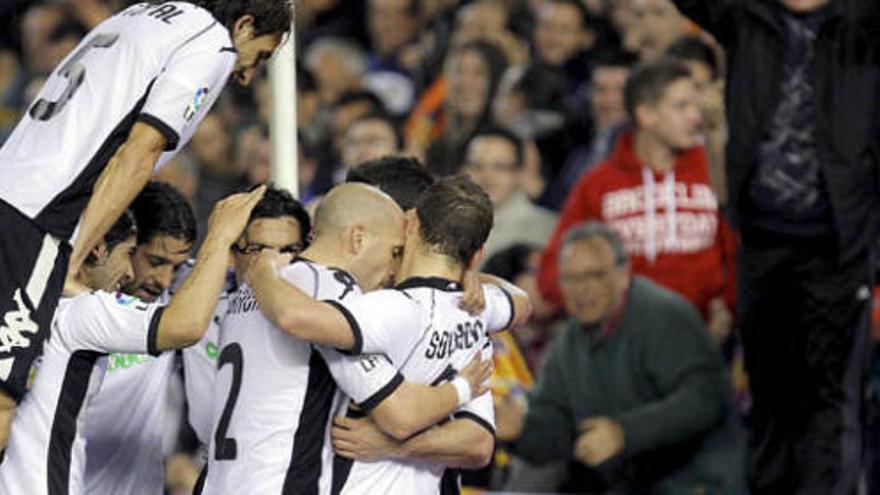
[458,353,493,397]
[204,186,267,247]
[459,271,485,316]
[573,417,625,467]
[331,415,402,461]
[243,249,293,288]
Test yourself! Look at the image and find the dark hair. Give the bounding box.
[560,221,628,266]
[513,63,569,114]
[192,0,292,37]
[667,36,721,80]
[468,126,524,168]
[482,243,538,282]
[130,181,197,246]
[624,57,692,123]
[449,40,509,120]
[592,49,639,71]
[348,111,404,149]
[85,210,137,266]
[415,175,493,266]
[247,184,312,244]
[333,90,385,112]
[346,156,436,211]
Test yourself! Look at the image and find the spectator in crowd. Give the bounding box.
[531,0,596,94]
[537,58,736,342]
[342,111,403,173]
[547,50,638,209]
[671,0,880,493]
[464,127,556,261]
[452,0,528,66]
[631,0,692,60]
[500,222,746,493]
[304,37,368,107]
[423,40,509,176]
[363,0,424,116]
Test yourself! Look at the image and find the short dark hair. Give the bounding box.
[482,243,538,282]
[333,90,385,112]
[192,0,292,37]
[415,175,493,266]
[349,111,404,150]
[346,156,435,211]
[624,57,692,123]
[667,36,721,80]
[85,210,137,266]
[130,181,197,246]
[560,221,628,266]
[247,184,312,244]
[468,126,524,168]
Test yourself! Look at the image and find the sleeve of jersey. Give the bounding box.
[327,290,420,355]
[453,391,496,437]
[318,348,403,412]
[137,28,234,152]
[481,284,515,333]
[63,291,164,355]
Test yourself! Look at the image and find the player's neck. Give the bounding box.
[298,244,353,274]
[398,249,463,285]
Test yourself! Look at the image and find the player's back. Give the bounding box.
[203,259,362,494]
[0,2,232,238]
[329,278,512,495]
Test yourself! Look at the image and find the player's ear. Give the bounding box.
[232,15,256,43]
[404,209,419,237]
[87,242,109,267]
[348,225,366,256]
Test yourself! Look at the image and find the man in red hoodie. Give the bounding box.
[538,58,736,337]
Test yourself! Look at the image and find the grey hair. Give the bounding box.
[304,37,367,76]
[560,221,629,266]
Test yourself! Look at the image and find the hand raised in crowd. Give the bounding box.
[574,417,625,467]
[332,414,401,462]
[203,185,267,247]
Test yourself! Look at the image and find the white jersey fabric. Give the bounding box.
[0,292,162,495]
[201,259,402,495]
[0,1,234,239]
[323,277,514,495]
[82,260,231,494]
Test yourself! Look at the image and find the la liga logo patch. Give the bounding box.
[183,87,210,122]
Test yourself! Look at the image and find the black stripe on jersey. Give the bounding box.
[47,350,102,495]
[396,277,463,292]
[192,463,208,495]
[358,372,404,412]
[282,350,336,495]
[498,287,515,330]
[329,408,365,495]
[34,79,157,240]
[136,113,179,151]
[452,411,496,437]
[440,469,461,495]
[322,300,363,355]
[146,306,165,356]
[220,46,237,53]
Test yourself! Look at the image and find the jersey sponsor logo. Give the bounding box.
[115,292,150,311]
[0,289,38,357]
[184,87,210,122]
[205,340,219,360]
[424,320,484,360]
[107,353,151,372]
[228,288,260,315]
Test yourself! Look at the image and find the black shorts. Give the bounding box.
[0,199,70,401]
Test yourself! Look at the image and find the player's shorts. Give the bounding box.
[0,198,70,401]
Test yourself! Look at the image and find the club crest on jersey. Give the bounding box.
[184,87,210,122]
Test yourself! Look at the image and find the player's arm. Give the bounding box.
[333,404,496,469]
[153,187,265,352]
[476,273,532,329]
[67,123,167,278]
[245,251,359,350]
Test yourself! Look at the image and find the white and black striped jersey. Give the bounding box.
[82,261,232,494]
[323,278,514,495]
[0,291,163,495]
[200,259,404,494]
[0,1,234,240]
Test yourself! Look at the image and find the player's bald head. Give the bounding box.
[313,183,403,237]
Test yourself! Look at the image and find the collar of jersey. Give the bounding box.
[293,256,359,283]
[395,277,463,292]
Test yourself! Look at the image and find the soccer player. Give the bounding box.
[0,187,265,495]
[245,176,533,494]
[198,183,495,494]
[0,0,291,448]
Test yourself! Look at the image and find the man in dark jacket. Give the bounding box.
[671,0,880,493]
[501,221,746,494]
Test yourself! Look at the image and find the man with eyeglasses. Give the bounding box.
[498,221,746,494]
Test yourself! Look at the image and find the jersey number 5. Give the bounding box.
[214,343,243,461]
[30,32,119,121]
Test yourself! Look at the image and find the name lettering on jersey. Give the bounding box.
[425,320,484,360]
[228,288,260,315]
[124,3,185,24]
[0,289,38,357]
[107,353,151,373]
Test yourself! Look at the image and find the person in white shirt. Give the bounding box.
[0,186,265,495]
[0,0,291,448]
[246,176,533,494]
